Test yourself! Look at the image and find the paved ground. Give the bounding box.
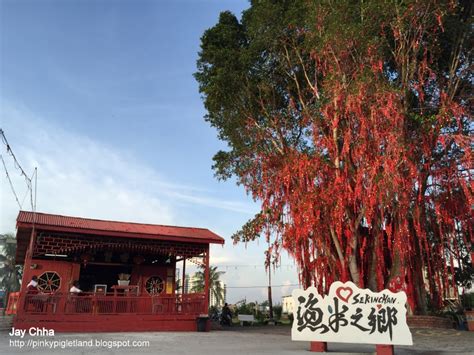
[0,317,472,355]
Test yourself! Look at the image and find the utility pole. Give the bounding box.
[268,267,274,321]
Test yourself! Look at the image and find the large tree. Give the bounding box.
[195,0,472,313]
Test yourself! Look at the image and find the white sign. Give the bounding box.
[292,281,413,345]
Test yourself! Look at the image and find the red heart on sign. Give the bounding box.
[377,304,382,310]
[336,286,353,303]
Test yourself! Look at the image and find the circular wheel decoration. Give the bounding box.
[37,272,61,293]
[145,276,164,295]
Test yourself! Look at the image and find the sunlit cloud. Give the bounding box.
[0,102,254,232]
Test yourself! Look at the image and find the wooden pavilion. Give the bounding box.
[12,211,224,332]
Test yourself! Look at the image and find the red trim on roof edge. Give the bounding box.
[16,211,225,244]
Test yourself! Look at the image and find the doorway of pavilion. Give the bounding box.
[79,264,132,293]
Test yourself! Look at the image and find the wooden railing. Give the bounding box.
[22,292,206,316]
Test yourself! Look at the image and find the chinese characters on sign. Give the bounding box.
[291,281,413,345]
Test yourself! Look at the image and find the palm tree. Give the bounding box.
[0,233,22,314]
[191,265,225,307]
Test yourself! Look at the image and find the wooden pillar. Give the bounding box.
[376,345,394,355]
[19,228,37,313]
[310,342,327,352]
[204,247,210,311]
[182,258,186,294]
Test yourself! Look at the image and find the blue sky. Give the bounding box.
[1,0,244,182]
[0,0,299,303]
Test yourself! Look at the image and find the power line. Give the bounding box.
[20,185,31,207]
[1,154,22,208]
[0,129,33,188]
[226,284,300,289]
[219,264,297,268]
[0,128,34,210]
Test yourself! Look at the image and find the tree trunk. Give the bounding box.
[348,237,360,286]
[367,230,378,291]
[388,249,403,289]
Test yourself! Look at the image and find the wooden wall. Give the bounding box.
[22,259,80,292]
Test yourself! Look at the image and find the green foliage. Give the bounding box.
[273,304,283,320]
[190,265,225,307]
[462,293,474,311]
[196,0,472,234]
[235,301,255,316]
[195,1,312,182]
[288,312,294,324]
[436,299,466,329]
[255,309,265,323]
[231,212,264,243]
[208,305,219,317]
[0,233,22,314]
[0,233,22,291]
[454,254,474,289]
[196,0,472,313]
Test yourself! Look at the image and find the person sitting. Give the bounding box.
[26,275,39,294]
[221,303,232,326]
[69,281,88,312]
[25,276,42,311]
[70,280,82,294]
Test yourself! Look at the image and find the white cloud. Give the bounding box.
[165,191,254,214]
[0,102,253,232]
[280,279,297,298]
[209,254,235,265]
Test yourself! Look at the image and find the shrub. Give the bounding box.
[462,293,474,310]
[288,313,294,324]
[255,309,265,323]
[235,301,255,316]
[273,304,283,320]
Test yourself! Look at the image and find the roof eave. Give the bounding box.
[16,222,225,245]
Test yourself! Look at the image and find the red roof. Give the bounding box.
[16,211,225,244]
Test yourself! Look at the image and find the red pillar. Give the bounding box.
[310,342,327,352]
[18,228,37,314]
[204,247,210,312]
[376,345,394,355]
[182,258,186,294]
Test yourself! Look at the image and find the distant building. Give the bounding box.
[210,281,226,308]
[185,273,226,308]
[183,274,196,294]
[282,295,295,315]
